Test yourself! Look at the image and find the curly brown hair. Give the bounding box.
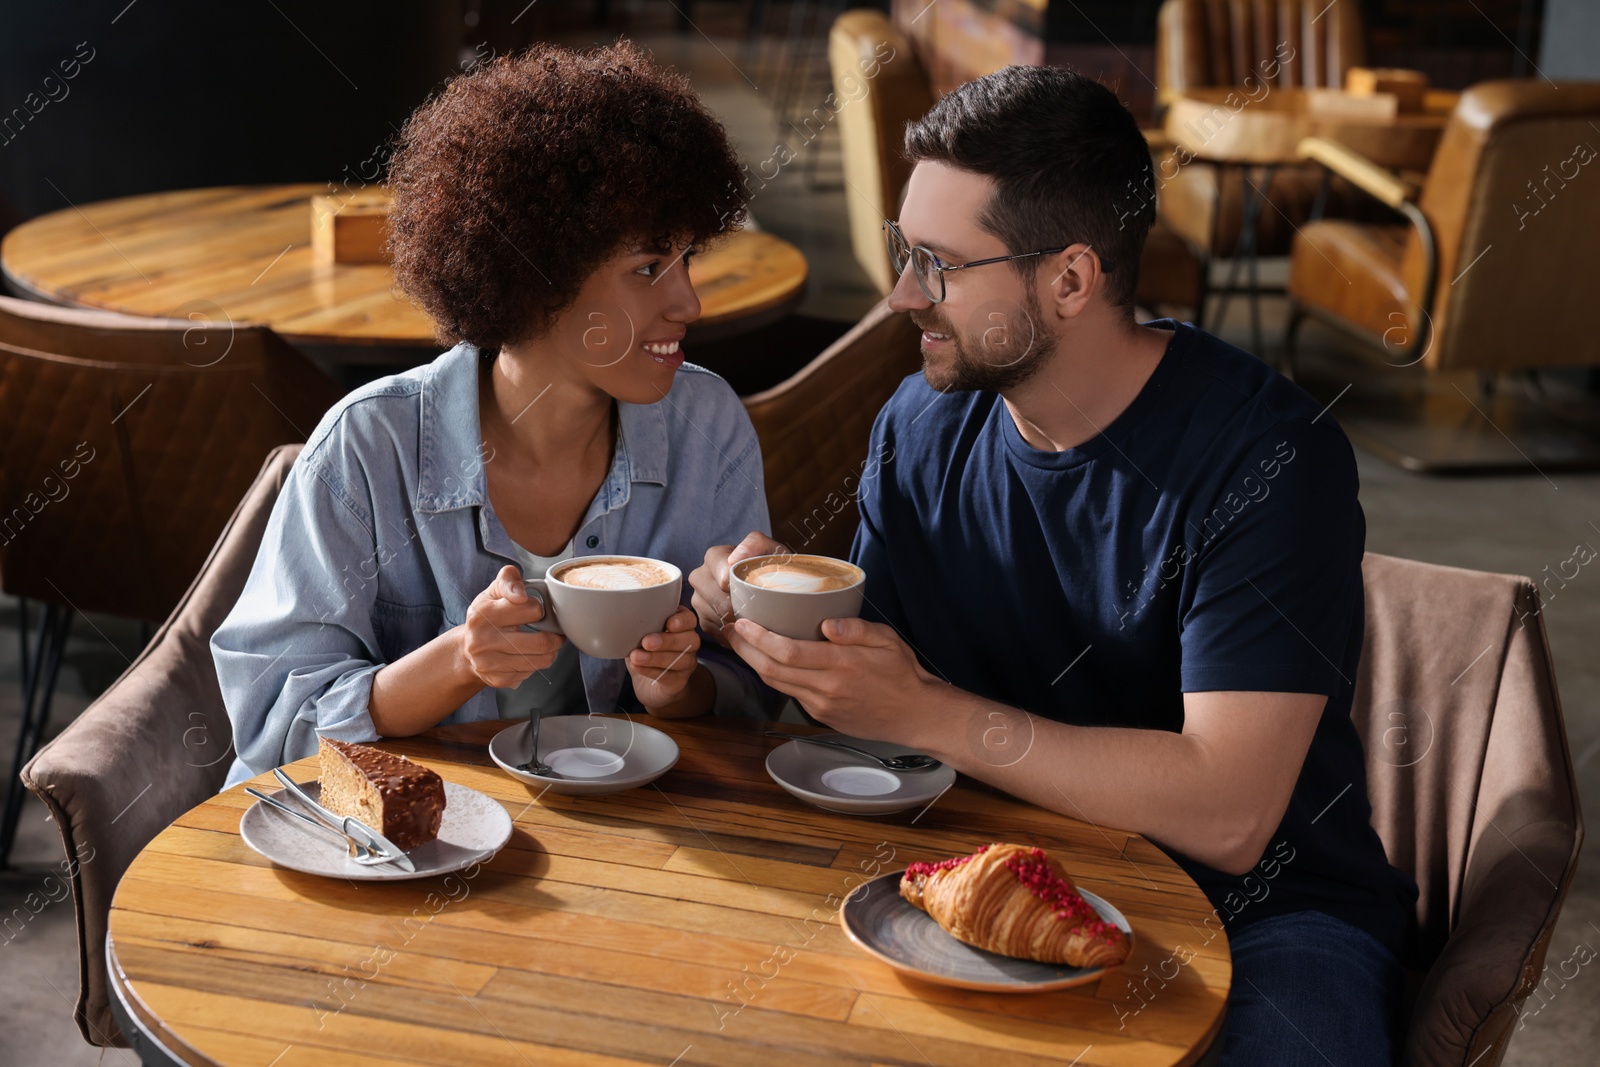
[386,40,748,350]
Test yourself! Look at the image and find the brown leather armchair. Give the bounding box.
[1286,81,1600,468]
[1289,81,1600,372]
[21,444,302,1047]
[831,8,1202,318]
[744,297,922,560]
[0,297,341,866]
[1154,0,1372,261]
[1355,552,1582,1065]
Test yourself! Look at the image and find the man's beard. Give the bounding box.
[913,286,1056,393]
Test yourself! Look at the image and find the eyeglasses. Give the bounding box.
[883,219,1114,304]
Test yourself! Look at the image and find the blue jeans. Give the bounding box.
[1215,909,1405,1067]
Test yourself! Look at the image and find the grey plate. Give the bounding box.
[240,780,511,881]
[764,734,955,815]
[839,871,1135,992]
[488,716,679,795]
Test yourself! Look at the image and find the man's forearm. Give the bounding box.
[906,685,1268,875]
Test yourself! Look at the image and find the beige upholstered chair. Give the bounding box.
[20,444,302,1047]
[1354,553,1583,1065]
[831,8,1202,318]
[743,298,922,561]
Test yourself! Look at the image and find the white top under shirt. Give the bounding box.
[494,539,586,720]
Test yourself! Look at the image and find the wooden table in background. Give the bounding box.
[1164,87,1460,172]
[1163,86,1458,354]
[0,185,809,348]
[107,717,1229,1067]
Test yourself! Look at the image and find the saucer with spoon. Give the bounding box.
[488,713,679,795]
[764,731,956,815]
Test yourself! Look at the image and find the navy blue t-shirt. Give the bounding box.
[847,320,1417,954]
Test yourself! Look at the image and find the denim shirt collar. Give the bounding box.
[415,342,670,517]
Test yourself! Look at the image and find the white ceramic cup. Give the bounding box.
[730,553,865,641]
[523,555,682,659]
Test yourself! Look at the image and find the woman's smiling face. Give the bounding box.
[538,237,704,404]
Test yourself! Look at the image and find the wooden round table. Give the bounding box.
[107,717,1229,1067]
[0,185,809,347]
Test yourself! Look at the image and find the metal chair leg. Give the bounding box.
[1,602,73,868]
[16,598,30,715]
[1282,301,1306,382]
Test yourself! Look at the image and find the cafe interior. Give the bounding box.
[1,1,1596,1064]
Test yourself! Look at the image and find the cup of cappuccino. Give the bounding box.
[730,553,865,641]
[523,555,682,659]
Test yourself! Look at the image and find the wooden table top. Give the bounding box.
[1165,87,1460,171]
[107,717,1229,1067]
[0,185,809,347]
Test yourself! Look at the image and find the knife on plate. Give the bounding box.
[271,767,417,872]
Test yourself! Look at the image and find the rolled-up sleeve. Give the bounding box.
[212,448,388,779]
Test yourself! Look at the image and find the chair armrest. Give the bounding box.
[1297,136,1417,210]
[1403,817,1582,1064]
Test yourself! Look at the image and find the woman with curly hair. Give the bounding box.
[212,41,770,785]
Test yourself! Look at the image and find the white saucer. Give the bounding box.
[488,715,679,795]
[765,733,956,815]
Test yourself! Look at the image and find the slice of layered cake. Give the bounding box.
[317,738,446,851]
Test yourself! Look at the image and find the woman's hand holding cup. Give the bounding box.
[690,531,788,646]
[626,605,704,712]
[458,564,567,689]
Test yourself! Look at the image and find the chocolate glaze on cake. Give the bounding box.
[318,738,446,851]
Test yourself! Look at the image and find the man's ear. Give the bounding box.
[1042,243,1101,320]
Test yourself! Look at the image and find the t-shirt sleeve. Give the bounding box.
[1178,417,1364,697]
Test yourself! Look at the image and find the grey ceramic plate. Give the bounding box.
[839,871,1135,992]
[240,780,511,881]
[765,734,955,815]
[488,716,679,795]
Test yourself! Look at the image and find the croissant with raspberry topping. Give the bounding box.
[899,843,1131,969]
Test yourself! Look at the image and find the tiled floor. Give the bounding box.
[3,27,1596,1067]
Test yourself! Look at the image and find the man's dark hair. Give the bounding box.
[387,40,747,351]
[903,65,1153,311]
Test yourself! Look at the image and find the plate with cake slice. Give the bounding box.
[840,844,1135,992]
[240,739,513,880]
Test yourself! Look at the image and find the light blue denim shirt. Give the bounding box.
[213,342,772,788]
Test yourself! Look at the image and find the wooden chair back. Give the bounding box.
[744,299,922,560]
[1156,0,1365,107]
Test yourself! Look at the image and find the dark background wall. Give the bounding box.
[0,1,462,223]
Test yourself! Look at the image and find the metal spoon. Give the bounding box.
[763,731,942,771]
[516,713,555,776]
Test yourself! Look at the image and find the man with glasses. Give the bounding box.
[690,64,1415,1064]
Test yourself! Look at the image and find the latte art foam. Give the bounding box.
[557,558,672,590]
[741,557,858,593]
